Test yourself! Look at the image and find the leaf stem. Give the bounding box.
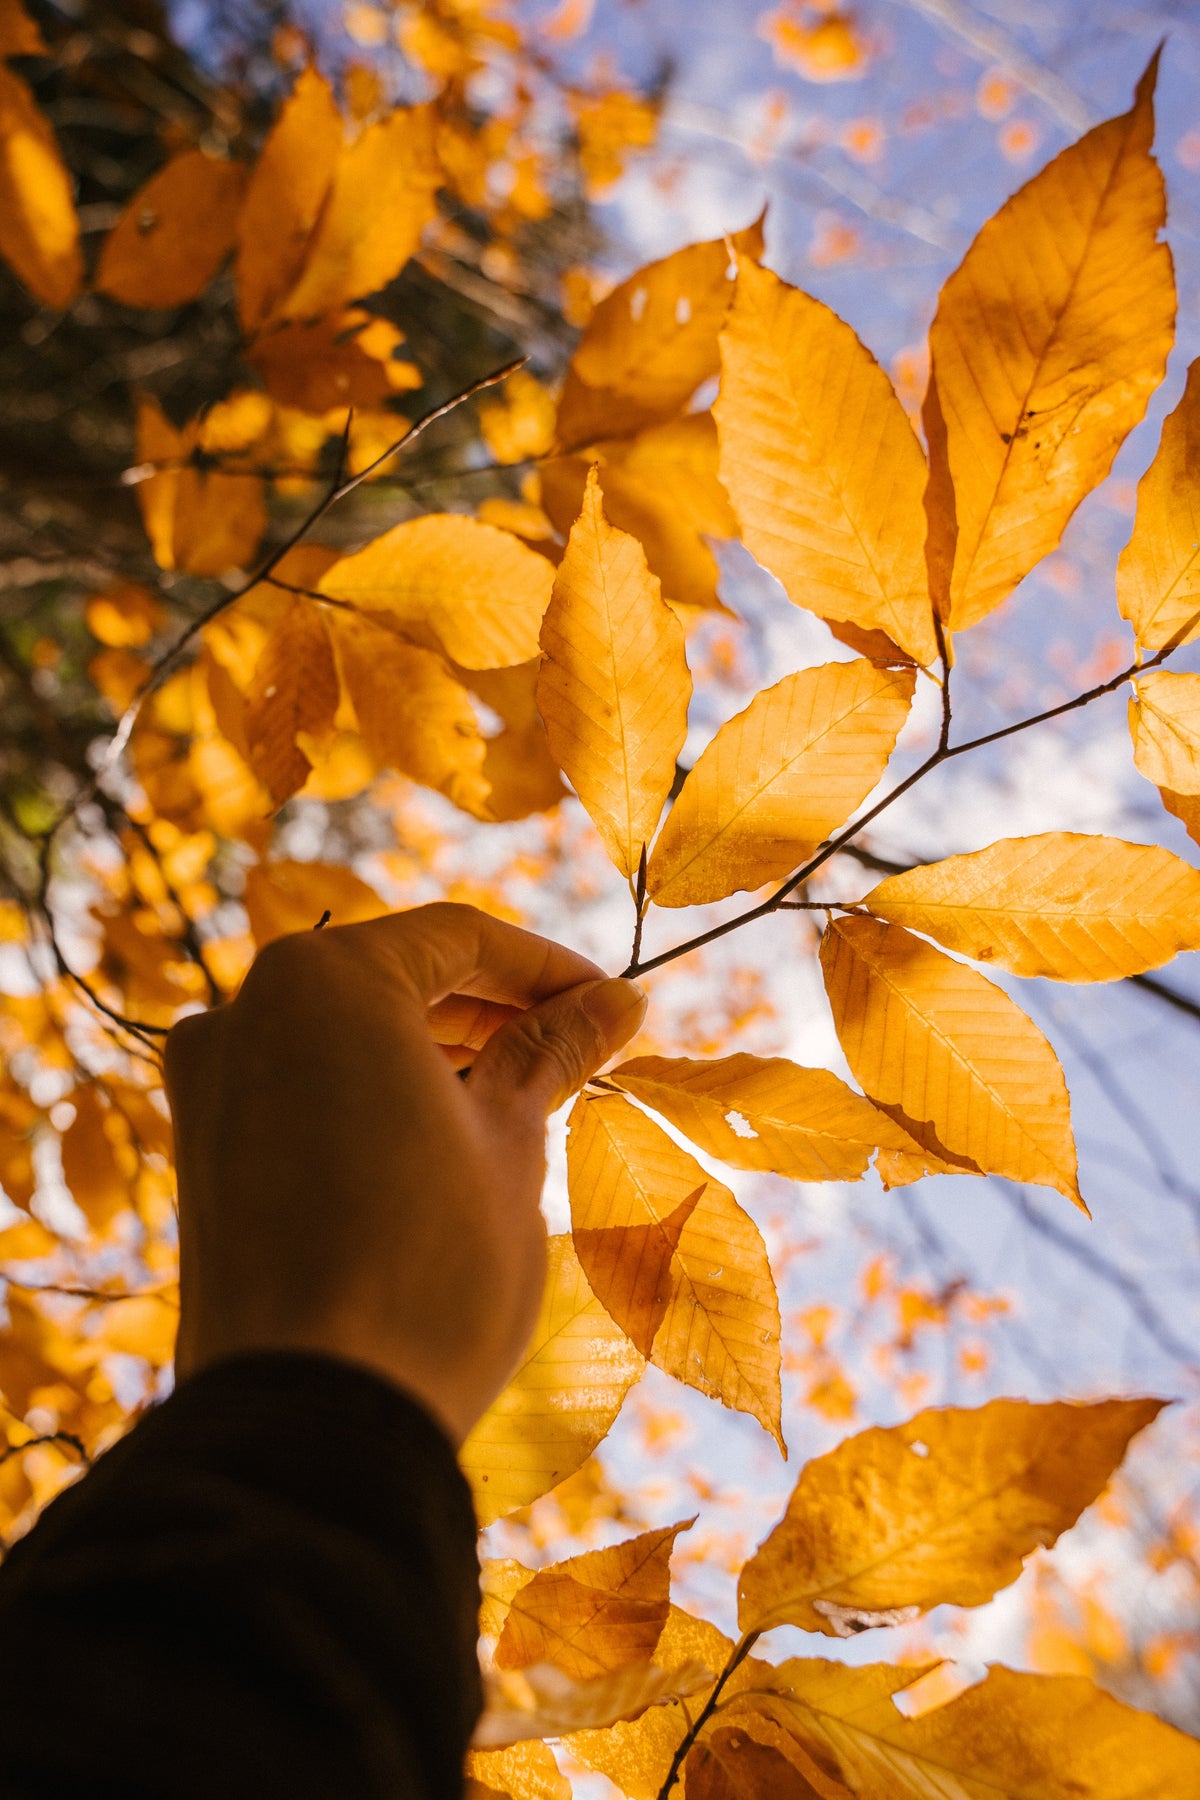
[655,1631,760,1800]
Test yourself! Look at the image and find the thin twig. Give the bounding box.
[0,1431,90,1472]
[630,844,649,969]
[655,1632,760,1800]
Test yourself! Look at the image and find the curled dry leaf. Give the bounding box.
[1129,669,1200,794]
[460,1235,645,1526]
[646,660,914,908]
[737,1395,1165,1636]
[863,832,1200,982]
[472,1657,712,1751]
[821,916,1082,1207]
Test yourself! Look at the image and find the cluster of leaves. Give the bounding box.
[3,4,1200,1788]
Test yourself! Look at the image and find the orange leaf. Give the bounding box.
[0,64,81,308]
[243,602,339,807]
[95,149,245,309]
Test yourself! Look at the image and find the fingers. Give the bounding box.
[468,976,647,1123]
[426,994,521,1050]
[342,903,605,1010]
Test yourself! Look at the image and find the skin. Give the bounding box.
[164,902,646,1445]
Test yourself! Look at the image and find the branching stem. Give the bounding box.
[655,1631,760,1800]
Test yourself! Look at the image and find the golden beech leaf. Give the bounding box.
[721,1661,1200,1800]
[242,602,339,807]
[926,54,1175,631]
[715,257,935,666]
[567,1093,784,1449]
[465,1741,570,1800]
[236,65,343,332]
[461,1235,645,1527]
[60,1087,130,1234]
[1159,783,1200,847]
[134,394,266,576]
[536,466,691,879]
[319,516,555,670]
[330,611,490,815]
[1129,669,1200,794]
[608,1053,919,1183]
[1117,357,1200,654]
[457,663,566,824]
[0,1080,38,1211]
[249,311,420,413]
[0,0,46,56]
[646,661,914,909]
[241,859,386,948]
[541,413,737,613]
[685,1725,841,1800]
[495,1521,691,1679]
[820,916,1082,1207]
[737,1395,1165,1636]
[0,64,82,308]
[863,832,1200,982]
[554,220,764,451]
[94,149,246,309]
[474,1658,711,1752]
[277,104,439,320]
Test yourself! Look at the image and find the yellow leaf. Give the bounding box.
[94,149,245,309]
[241,859,386,948]
[249,311,419,413]
[555,221,763,451]
[738,1395,1164,1636]
[609,1053,919,1183]
[927,55,1175,630]
[278,104,439,320]
[84,581,165,649]
[465,1741,570,1800]
[0,0,46,56]
[1159,783,1200,848]
[820,916,1082,1206]
[541,414,737,613]
[722,1661,1200,1800]
[1117,357,1200,654]
[0,64,81,308]
[461,1235,645,1526]
[536,466,691,879]
[715,257,935,666]
[243,602,339,807]
[454,662,566,823]
[1129,669,1200,794]
[330,611,489,814]
[60,1087,130,1234]
[646,661,914,909]
[864,832,1200,982]
[236,65,343,332]
[319,515,555,670]
[567,1094,783,1449]
[0,1081,37,1212]
[134,394,266,576]
[473,1657,710,1751]
[495,1521,690,1679]
[89,1292,178,1367]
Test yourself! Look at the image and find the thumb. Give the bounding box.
[467,977,647,1122]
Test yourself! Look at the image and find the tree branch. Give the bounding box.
[655,1631,760,1800]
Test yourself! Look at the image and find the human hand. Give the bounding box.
[163,903,646,1444]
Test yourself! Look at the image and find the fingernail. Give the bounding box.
[582,977,647,1040]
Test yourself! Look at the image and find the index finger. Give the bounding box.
[341,902,606,1009]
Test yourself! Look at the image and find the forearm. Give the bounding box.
[0,1353,482,1799]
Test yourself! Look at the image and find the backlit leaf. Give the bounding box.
[94,148,245,309]
[495,1521,690,1679]
[319,515,555,670]
[277,103,438,319]
[685,1726,840,1800]
[646,661,914,908]
[461,1235,645,1526]
[459,663,566,824]
[716,257,935,666]
[241,859,387,948]
[537,466,691,879]
[1129,669,1200,794]
[249,310,420,413]
[720,1661,1200,1800]
[473,1657,711,1750]
[609,1053,919,1183]
[738,1395,1164,1636]
[1117,357,1200,654]
[60,1087,130,1234]
[236,65,343,332]
[926,55,1175,630]
[134,394,266,576]
[864,832,1200,981]
[820,916,1082,1206]
[243,602,339,807]
[465,1741,570,1800]
[0,64,81,308]
[567,1093,783,1449]
[1159,783,1200,848]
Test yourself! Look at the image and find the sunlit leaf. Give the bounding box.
[0,64,81,308]
[537,465,691,879]
[236,65,343,332]
[465,1740,570,1800]
[461,1235,645,1526]
[458,663,566,824]
[61,1087,130,1234]
[241,860,387,948]
[95,149,245,309]
[242,602,339,807]
[820,916,1082,1206]
[473,1657,710,1751]
[319,515,555,670]
[134,394,266,576]
[567,1093,783,1449]
[248,310,420,412]
[738,1395,1164,1635]
[926,54,1175,631]
[609,1053,918,1183]
[716,256,935,665]
[1159,783,1200,848]
[646,661,914,909]
[1117,357,1200,655]
[863,832,1200,981]
[1129,669,1200,794]
[685,1724,843,1800]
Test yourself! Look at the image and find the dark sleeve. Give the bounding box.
[0,1352,483,1800]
